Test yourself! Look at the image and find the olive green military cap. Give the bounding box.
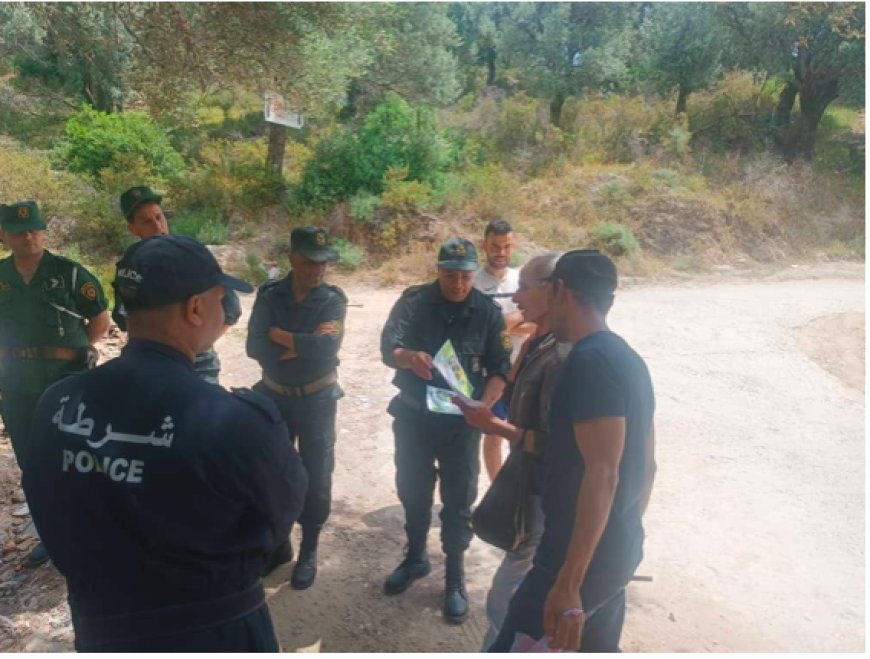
[120,185,163,221]
[0,200,47,233]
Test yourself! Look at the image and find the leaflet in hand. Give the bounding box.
[433,340,473,397]
[426,386,463,415]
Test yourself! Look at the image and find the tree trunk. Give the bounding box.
[774,81,798,126]
[675,84,689,116]
[549,92,566,127]
[783,76,839,161]
[484,46,496,86]
[266,122,288,175]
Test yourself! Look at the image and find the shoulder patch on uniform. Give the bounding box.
[327,283,348,303]
[230,387,282,423]
[0,281,9,292]
[501,330,512,353]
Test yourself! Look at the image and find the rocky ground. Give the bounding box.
[0,262,864,652]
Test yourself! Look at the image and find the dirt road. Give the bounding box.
[0,264,864,652]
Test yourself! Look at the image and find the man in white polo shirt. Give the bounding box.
[473,219,534,481]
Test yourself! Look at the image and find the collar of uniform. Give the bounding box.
[422,280,479,310]
[124,338,196,371]
[275,272,329,306]
[5,248,56,285]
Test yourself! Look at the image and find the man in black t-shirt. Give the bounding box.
[488,249,656,653]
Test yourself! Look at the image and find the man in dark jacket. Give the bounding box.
[246,226,347,589]
[380,237,511,624]
[22,235,308,652]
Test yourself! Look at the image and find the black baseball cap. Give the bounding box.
[114,234,253,310]
[120,186,162,221]
[437,237,478,271]
[543,249,618,292]
[290,226,339,262]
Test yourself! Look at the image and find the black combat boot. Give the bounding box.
[263,539,293,577]
[384,542,431,595]
[442,553,468,624]
[290,531,319,590]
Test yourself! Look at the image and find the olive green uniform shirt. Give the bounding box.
[0,250,107,394]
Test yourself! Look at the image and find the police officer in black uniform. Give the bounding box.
[113,185,242,384]
[21,235,308,652]
[246,226,347,590]
[380,237,511,623]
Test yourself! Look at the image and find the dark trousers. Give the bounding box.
[75,603,279,652]
[254,383,337,535]
[393,411,481,555]
[488,565,627,652]
[0,390,42,468]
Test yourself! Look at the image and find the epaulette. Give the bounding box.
[399,284,426,300]
[256,279,282,296]
[327,283,348,303]
[230,387,281,423]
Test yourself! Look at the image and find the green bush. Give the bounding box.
[240,252,268,285]
[292,128,364,208]
[170,209,228,245]
[588,222,638,257]
[70,191,135,260]
[54,106,185,182]
[349,190,382,223]
[687,72,776,154]
[294,94,452,208]
[332,237,365,270]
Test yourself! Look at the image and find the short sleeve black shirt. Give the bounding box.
[536,330,655,585]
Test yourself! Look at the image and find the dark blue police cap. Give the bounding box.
[114,235,253,310]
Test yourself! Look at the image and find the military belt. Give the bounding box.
[0,346,87,362]
[262,370,337,398]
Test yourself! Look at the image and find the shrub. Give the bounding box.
[349,190,382,223]
[687,72,776,154]
[588,222,638,257]
[380,166,433,212]
[170,209,228,245]
[240,252,268,285]
[176,139,284,216]
[54,106,185,182]
[332,237,365,270]
[294,94,452,208]
[565,93,676,164]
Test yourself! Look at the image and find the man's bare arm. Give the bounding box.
[543,416,626,650]
[480,374,506,408]
[85,311,110,345]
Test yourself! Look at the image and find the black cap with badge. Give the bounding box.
[290,226,339,262]
[114,234,253,310]
[543,249,618,292]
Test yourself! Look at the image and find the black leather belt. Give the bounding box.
[72,580,266,647]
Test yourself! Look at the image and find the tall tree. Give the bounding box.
[114,2,380,174]
[719,2,865,160]
[448,2,512,90]
[638,3,724,116]
[0,3,132,112]
[343,3,462,119]
[497,3,635,126]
